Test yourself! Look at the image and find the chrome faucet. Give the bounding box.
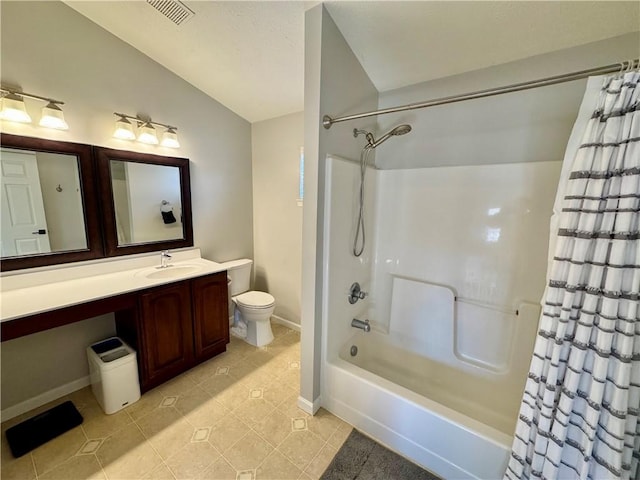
[351,318,370,332]
[160,250,172,268]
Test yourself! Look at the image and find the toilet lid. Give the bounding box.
[235,291,275,309]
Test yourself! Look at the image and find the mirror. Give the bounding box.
[0,134,102,271]
[110,161,184,245]
[0,135,194,271]
[96,147,193,257]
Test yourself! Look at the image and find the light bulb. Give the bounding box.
[114,116,135,140]
[39,102,68,130]
[161,128,180,148]
[0,93,32,123]
[137,122,158,145]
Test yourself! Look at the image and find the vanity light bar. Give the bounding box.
[113,113,180,148]
[0,87,68,130]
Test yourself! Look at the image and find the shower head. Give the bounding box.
[370,124,412,148]
[390,124,412,136]
[353,124,412,148]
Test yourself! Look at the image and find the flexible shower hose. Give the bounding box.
[353,145,373,257]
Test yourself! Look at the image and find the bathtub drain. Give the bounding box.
[350,345,358,357]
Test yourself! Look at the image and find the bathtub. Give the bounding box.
[320,284,538,478]
[319,155,549,478]
[322,330,514,479]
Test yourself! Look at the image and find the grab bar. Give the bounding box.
[454,296,519,315]
[390,273,533,317]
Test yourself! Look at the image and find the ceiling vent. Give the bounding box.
[146,0,194,26]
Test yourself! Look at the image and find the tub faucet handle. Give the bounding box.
[348,282,368,304]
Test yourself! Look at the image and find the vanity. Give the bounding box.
[1,133,230,397]
[1,251,230,393]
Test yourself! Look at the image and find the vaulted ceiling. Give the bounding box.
[65,1,639,123]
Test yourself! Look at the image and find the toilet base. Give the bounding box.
[245,318,274,347]
[231,300,276,348]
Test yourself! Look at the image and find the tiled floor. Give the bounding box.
[1,324,352,480]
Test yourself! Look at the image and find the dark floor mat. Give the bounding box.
[321,429,440,480]
[5,401,83,458]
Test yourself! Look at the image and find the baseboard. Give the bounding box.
[1,376,91,422]
[297,395,321,415]
[271,315,300,332]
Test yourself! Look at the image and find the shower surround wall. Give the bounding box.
[322,156,561,477]
[371,161,560,331]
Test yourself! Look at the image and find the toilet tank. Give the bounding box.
[223,259,253,296]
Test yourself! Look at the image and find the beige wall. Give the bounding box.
[1,1,253,412]
[0,1,253,263]
[1,316,115,409]
[251,112,304,325]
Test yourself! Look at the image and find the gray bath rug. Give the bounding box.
[321,429,441,480]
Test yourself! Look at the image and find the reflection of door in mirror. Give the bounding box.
[110,160,183,246]
[1,149,51,256]
[0,147,87,258]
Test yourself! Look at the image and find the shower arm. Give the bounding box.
[353,128,375,147]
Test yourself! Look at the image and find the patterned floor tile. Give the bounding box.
[1,323,347,480]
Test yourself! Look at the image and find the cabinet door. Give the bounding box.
[192,272,229,361]
[139,282,194,387]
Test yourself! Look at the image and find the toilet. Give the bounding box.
[225,259,275,347]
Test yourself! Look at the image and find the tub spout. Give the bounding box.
[351,318,370,332]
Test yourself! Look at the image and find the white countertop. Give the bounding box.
[1,248,232,322]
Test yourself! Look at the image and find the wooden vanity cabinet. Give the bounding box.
[192,273,230,361]
[139,282,194,388]
[116,271,229,392]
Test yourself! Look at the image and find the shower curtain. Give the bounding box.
[506,70,639,480]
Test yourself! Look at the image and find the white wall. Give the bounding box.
[125,162,182,244]
[372,162,561,326]
[251,112,304,325]
[37,152,85,251]
[301,5,379,408]
[0,1,253,412]
[371,163,559,408]
[375,32,640,170]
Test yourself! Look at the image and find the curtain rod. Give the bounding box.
[322,59,639,129]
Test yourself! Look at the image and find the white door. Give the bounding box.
[1,149,51,256]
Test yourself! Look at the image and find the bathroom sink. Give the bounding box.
[136,264,203,279]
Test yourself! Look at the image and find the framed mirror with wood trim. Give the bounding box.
[0,134,103,271]
[95,147,193,257]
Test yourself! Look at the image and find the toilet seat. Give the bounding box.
[235,291,275,309]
